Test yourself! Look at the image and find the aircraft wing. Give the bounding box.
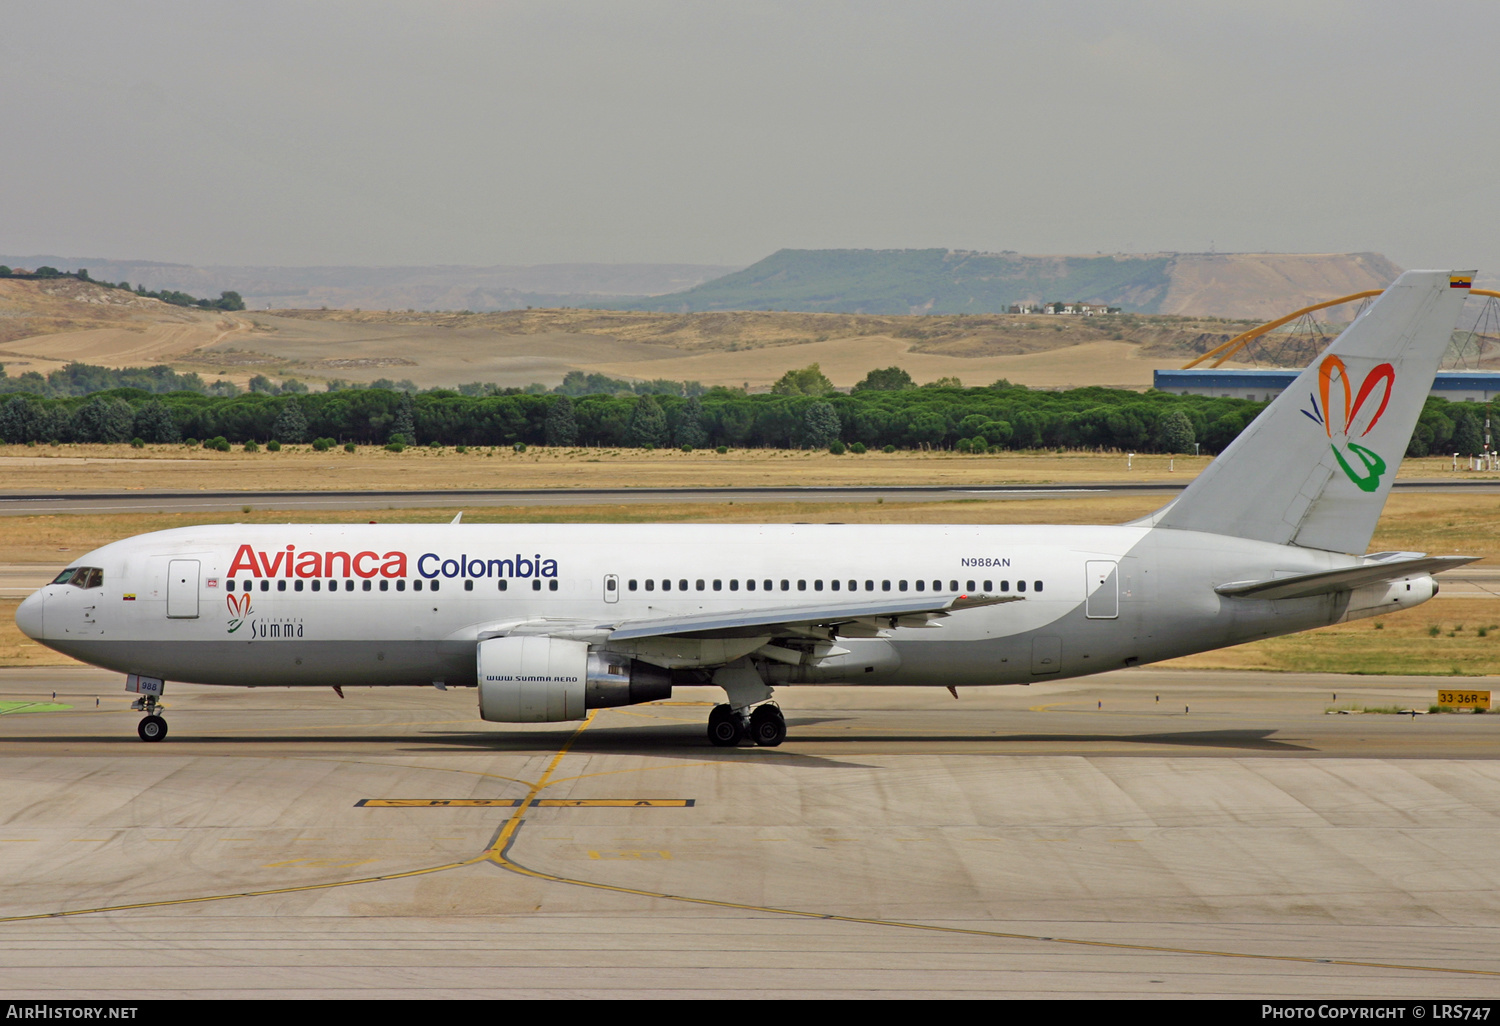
[1215,555,1479,601]
[607,592,1022,641]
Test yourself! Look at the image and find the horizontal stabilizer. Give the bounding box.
[608,592,1021,641]
[1215,555,1478,601]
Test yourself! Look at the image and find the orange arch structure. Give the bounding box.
[1182,288,1500,369]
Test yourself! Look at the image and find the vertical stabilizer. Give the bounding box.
[1153,270,1472,554]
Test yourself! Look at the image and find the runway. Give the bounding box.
[2,667,1499,998]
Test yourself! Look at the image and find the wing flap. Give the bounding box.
[1216,555,1479,600]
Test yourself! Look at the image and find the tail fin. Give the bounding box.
[1150,269,1473,554]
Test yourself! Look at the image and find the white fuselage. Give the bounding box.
[14,521,1434,693]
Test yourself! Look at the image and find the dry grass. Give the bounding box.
[0,443,1490,495]
[1164,598,1500,677]
[0,444,1219,493]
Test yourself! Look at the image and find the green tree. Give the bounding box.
[1154,409,1195,453]
[544,395,579,446]
[853,366,914,392]
[674,396,707,448]
[771,364,834,396]
[801,400,841,448]
[391,390,416,443]
[1452,409,1484,456]
[627,395,668,448]
[133,400,181,444]
[273,398,309,443]
[72,396,136,443]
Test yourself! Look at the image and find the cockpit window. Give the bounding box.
[58,567,103,589]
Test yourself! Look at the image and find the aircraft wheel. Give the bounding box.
[138,715,168,743]
[750,705,786,747]
[707,704,742,747]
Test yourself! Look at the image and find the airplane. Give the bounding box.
[13,270,1481,745]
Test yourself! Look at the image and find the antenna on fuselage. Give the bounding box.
[450,511,463,524]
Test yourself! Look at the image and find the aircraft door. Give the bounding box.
[604,574,620,603]
[1085,560,1119,619]
[166,559,200,619]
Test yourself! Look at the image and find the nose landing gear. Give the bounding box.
[132,694,168,742]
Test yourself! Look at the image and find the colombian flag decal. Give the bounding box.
[1451,275,1473,289]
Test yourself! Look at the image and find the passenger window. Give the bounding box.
[606,579,616,592]
[261,580,270,592]
[882,580,891,591]
[311,580,321,592]
[346,580,354,592]
[830,580,839,591]
[697,580,705,591]
[966,580,975,592]
[730,579,739,591]
[679,579,688,591]
[933,581,942,592]
[1017,580,1026,592]
[464,580,474,591]
[662,580,671,591]
[396,580,405,592]
[815,580,824,591]
[294,579,304,592]
[379,580,389,592]
[431,580,440,592]
[628,579,637,591]
[797,580,806,591]
[497,579,507,591]
[532,580,542,591]
[1034,581,1043,593]
[414,580,423,592]
[713,580,722,591]
[645,580,655,591]
[227,579,236,592]
[899,580,908,591]
[746,580,755,591]
[949,581,958,592]
[780,580,790,591]
[549,580,558,591]
[915,580,925,592]
[278,580,287,592]
[863,580,871,591]
[363,580,372,592]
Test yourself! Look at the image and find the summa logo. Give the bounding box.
[1302,354,1395,493]
[226,593,253,633]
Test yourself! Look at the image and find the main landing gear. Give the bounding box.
[133,695,168,742]
[707,702,785,747]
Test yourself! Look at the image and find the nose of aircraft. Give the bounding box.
[14,590,44,640]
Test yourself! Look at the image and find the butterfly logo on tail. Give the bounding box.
[1302,355,1395,493]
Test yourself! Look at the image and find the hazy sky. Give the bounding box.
[4,0,1497,271]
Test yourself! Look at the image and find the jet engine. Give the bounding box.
[476,635,672,722]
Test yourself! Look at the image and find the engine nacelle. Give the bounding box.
[1335,574,1437,623]
[477,636,671,722]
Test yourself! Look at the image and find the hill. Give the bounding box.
[609,249,1404,318]
[0,257,740,313]
[609,249,1173,315]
